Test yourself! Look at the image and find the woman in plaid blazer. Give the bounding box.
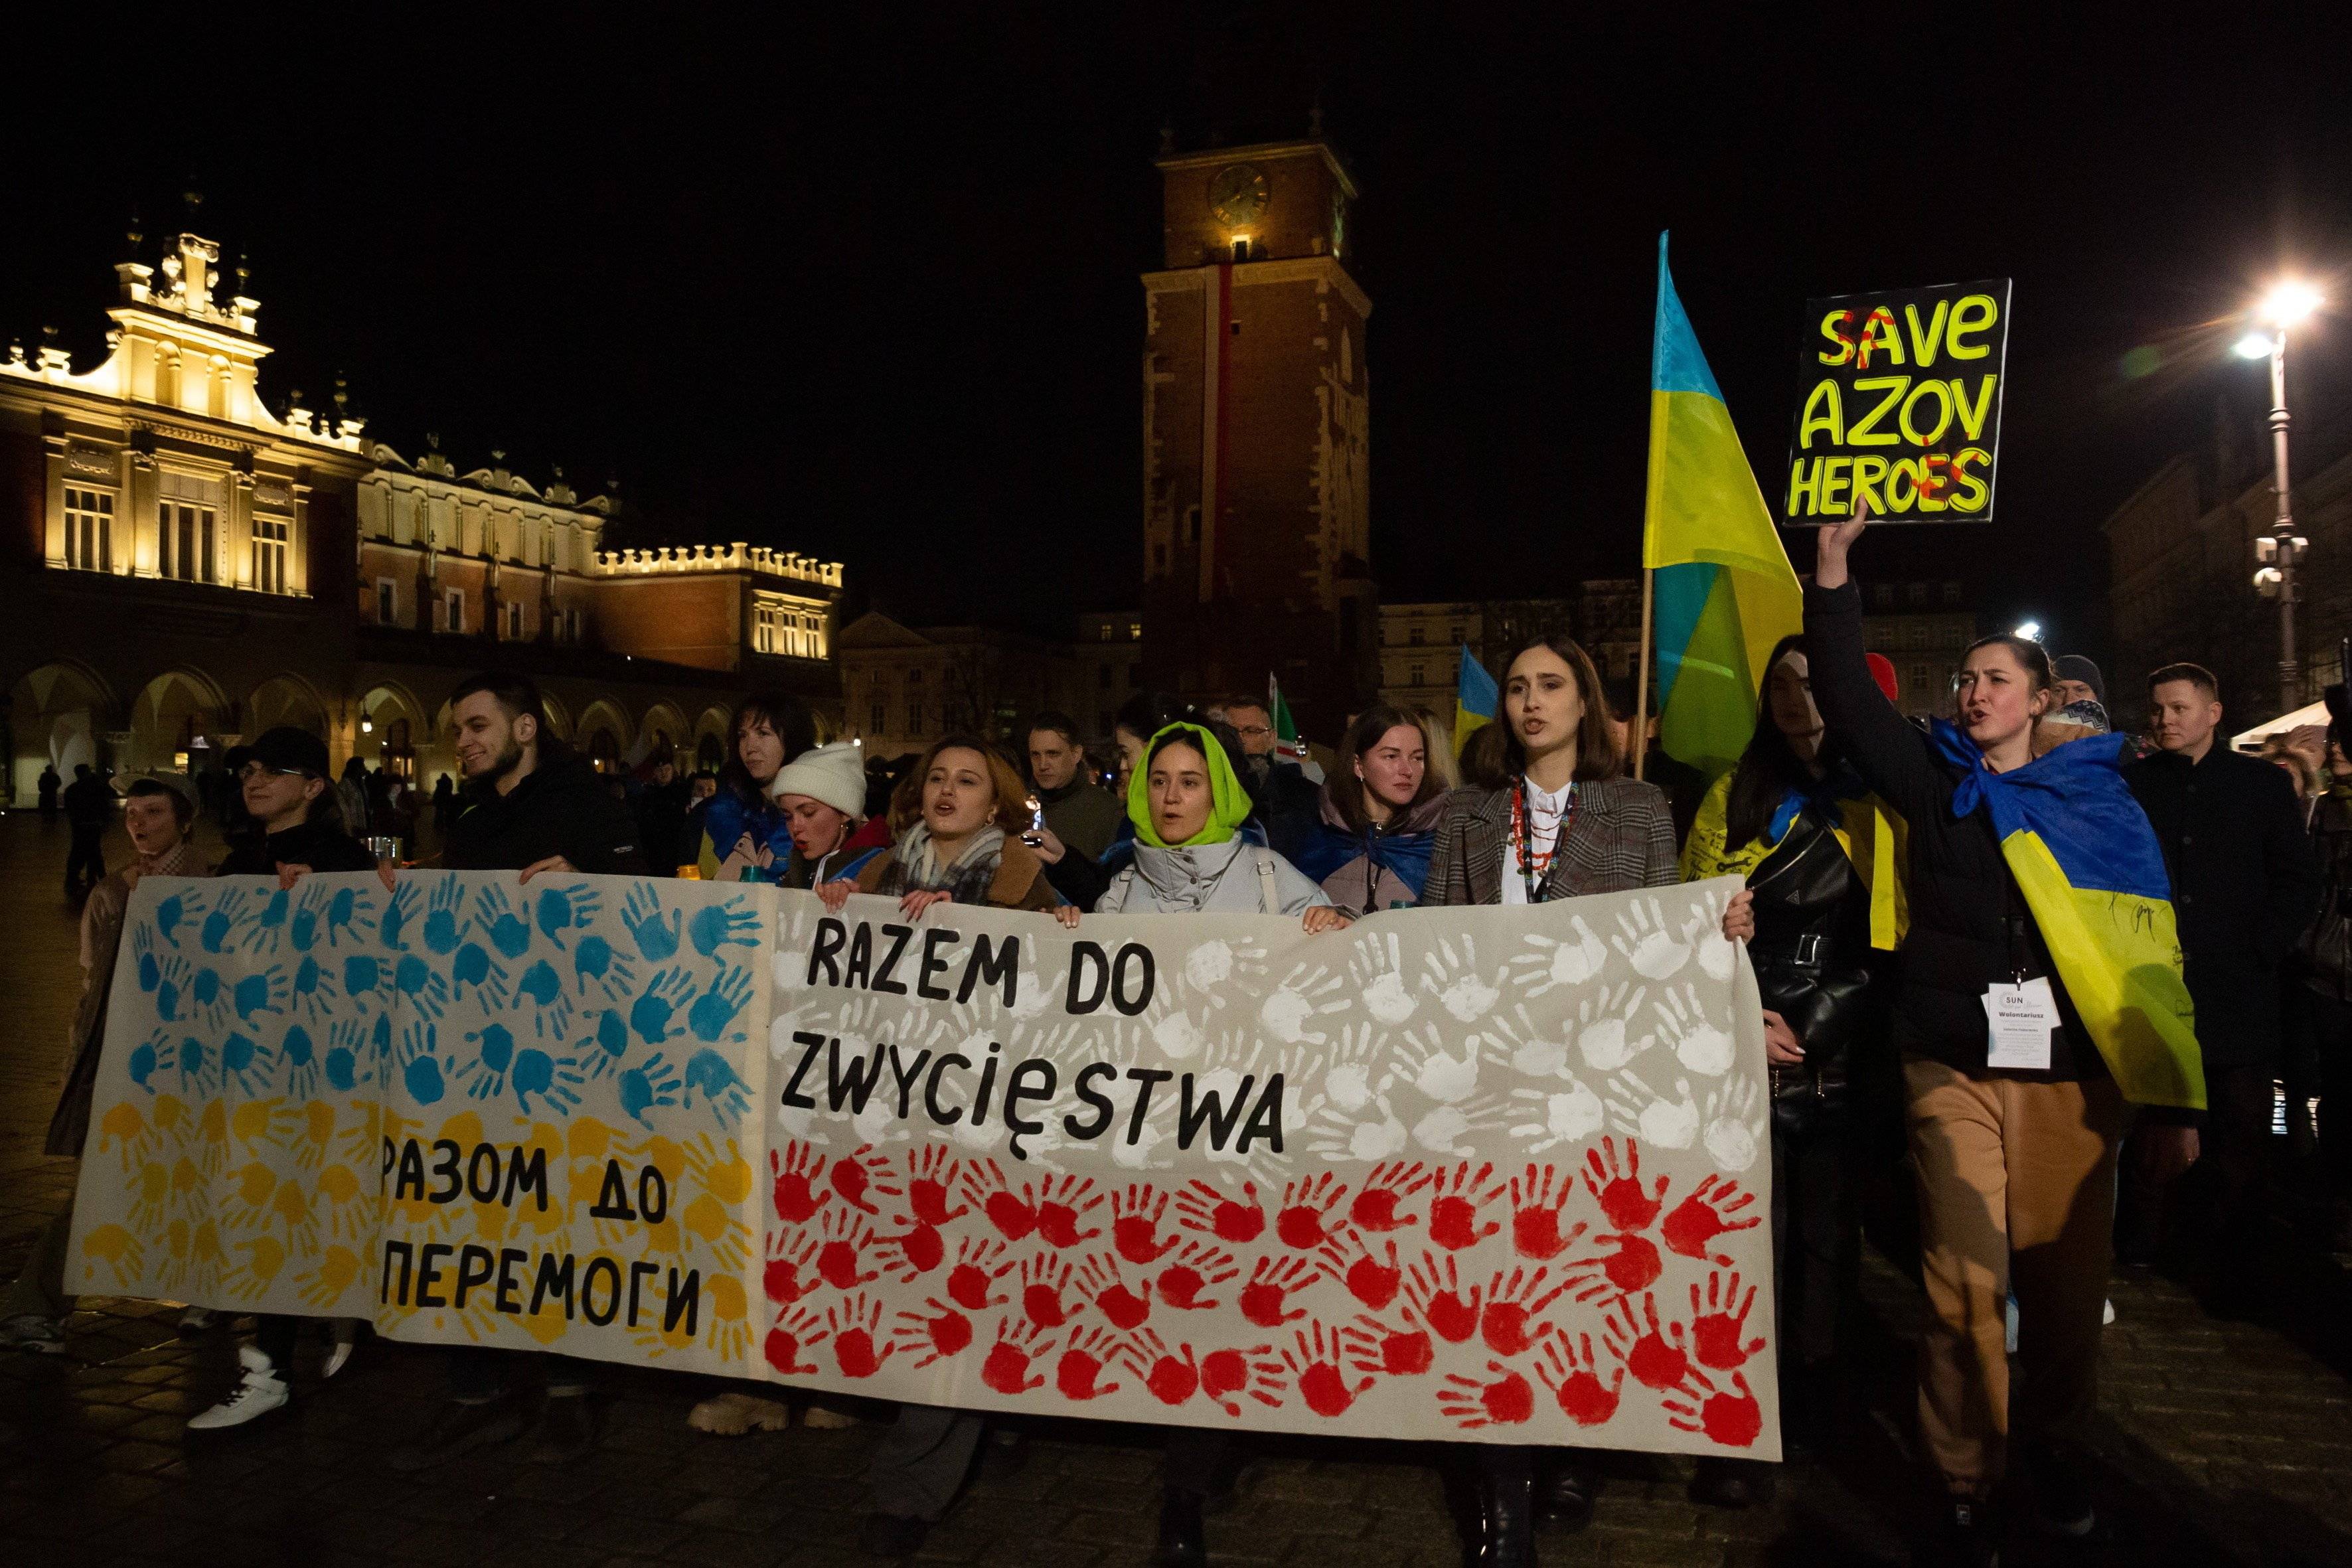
[1425,634,1753,1562]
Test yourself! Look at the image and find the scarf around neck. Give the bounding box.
[893,820,1007,896]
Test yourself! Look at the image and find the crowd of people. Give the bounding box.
[7,516,2351,1568]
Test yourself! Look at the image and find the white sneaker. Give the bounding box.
[322,1320,358,1379]
[0,1313,65,1354]
[187,1344,289,1431]
[177,1305,217,1336]
[2102,1298,2116,1326]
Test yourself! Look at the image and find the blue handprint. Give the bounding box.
[681,1048,753,1121]
[629,967,696,1046]
[618,1052,682,1128]
[582,1008,631,1079]
[323,1019,370,1093]
[153,956,191,1022]
[511,1048,585,1117]
[135,924,163,993]
[325,884,374,949]
[473,884,533,961]
[281,1024,321,1099]
[234,966,288,1023]
[369,1012,394,1066]
[291,953,341,1022]
[190,965,232,1029]
[378,880,419,951]
[289,886,327,953]
[512,960,574,1039]
[342,953,386,1010]
[172,1036,215,1096]
[393,954,449,1020]
[253,888,291,953]
[533,884,602,950]
[219,1030,277,1096]
[202,888,248,955]
[451,941,510,1006]
[688,964,754,1044]
[154,894,187,949]
[400,1022,453,1106]
[689,896,761,961]
[623,884,681,962]
[463,1024,518,1100]
[127,1031,164,1091]
[424,878,469,957]
[572,935,635,1002]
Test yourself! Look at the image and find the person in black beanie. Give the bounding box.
[2051,655,2106,714]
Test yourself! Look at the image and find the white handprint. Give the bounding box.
[1513,915,1610,996]
[1412,1104,1478,1158]
[1654,984,1735,1077]
[1184,938,1237,988]
[1606,1068,1699,1150]
[1508,1076,1605,1152]
[1613,898,1694,980]
[1321,1023,1387,1113]
[1397,1025,1482,1105]
[1115,1118,1168,1170]
[1151,1010,1206,1061]
[1701,1075,1763,1172]
[1575,982,1652,1072]
[1687,900,1739,984]
[1350,931,1419,1026]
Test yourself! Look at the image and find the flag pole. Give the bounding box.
[1633,568,1654,781]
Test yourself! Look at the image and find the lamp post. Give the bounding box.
[2236,279,2324,717]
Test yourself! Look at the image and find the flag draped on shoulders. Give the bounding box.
[1929,724,2205,1109]
[1643,233,1804,779]
[1454,645,1498,758]
[1680,769,1909,951]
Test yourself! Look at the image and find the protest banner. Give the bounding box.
[1784,278,2011,524]
[72,872,1778,1457]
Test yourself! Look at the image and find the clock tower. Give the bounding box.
[1140,129,1374,736]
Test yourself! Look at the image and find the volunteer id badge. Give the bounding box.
[1984,977,2059,1071]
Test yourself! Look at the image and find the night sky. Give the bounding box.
[6,10,2347,659]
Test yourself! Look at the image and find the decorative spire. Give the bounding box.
[1158,119,1176,156]
[1308,100,1324,139]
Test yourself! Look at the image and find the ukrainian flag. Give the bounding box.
[1933,724,2205,1109]
[1642,233,1804,778]
[1454,645,1498,758]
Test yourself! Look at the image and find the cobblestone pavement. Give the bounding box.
[4,812,2350,1567]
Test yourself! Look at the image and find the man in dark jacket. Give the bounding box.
[61,764,118,898]
[2126,663,2322,1289]
[1026,711,1122,862]
[393,671,643,1472]
[1223,698,1321,861]
[633,751,694,876]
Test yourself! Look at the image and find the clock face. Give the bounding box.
[1207,163,1270,228]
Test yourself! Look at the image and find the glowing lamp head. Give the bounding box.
[2259,280,2323,329]
[360,717,373,734]
[2234,332,2279,360]
[2013,620,2043,643]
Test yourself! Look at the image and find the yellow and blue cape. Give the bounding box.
[1932,723,2203,1109]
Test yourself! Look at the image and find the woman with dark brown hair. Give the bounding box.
[1293,704,1450,914]
[1425,635,1753,1562]
[817,735,1065,918]
[697,691,819,880]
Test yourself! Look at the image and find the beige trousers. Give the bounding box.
[1903,1055,2128,1492]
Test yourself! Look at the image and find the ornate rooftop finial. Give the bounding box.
[1309,100,1324,139]
[333,376,350,413]
[491,447,507,465]
[127,211,143,252]
[426,431,441,450]
[1158,119,1176,156]
[183,186,203,220]
[235,252,250,293]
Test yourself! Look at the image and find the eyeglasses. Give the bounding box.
[237,763,310,783]
[1232,725,1273,739]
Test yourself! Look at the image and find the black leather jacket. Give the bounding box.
[1745,803,1890,1133]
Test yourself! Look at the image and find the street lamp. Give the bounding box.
[2244,278,2323,717]
[2013,619,2043,642]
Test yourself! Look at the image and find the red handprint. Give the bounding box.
[1480,1265,1570,1358]
[1427,1162,1504,1250]
[1054,1325,1125,1400]
[980,1318,1054,1395]
[1111,1184,1179,1264]
[826,1294,894,1378]
[1661,1176,1760,1264]
[1175,1178,1265,1243]
[1283,1321,1375,1418]
[816,1208,880,1291]
[1663,1367,1763,1448]
[1200,1342,1284,1415]
[1582,1136,1667,1233]
[1342,1313,1434,1377]
[1689,1271,1764,1370]
[945,1235,1009,1312]
[1154,1240,1237,1311]
[1275,1172,1349,1251]
[1001,1253,1082,1330]
[1537,1332,1625,1427]
[1604,1292,1691,1392]
[873,1221,945,1281]
[1033,1172,1104,1249]
[1118,1329,1200,1406]
[901,1144,968,1228]
[1563,1229,1663,1298]
[1403,1253,1483,1345]
[763,1301,828,1375]
[963,1160,1040,1242]
[769,1143,830,1223]
[1508,1162,1587,1261]
[1348,1160,1431,1233]
[1317,1235,1403,1312]
[1239,1255,1317,1329]
[829,1143,899,1215]
[763,1232,822,1305]
[891,1297,974,1368]
[1075,1252,1151,1330]
[1437,1361,1536,1429]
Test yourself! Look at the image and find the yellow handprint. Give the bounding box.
[96,1101,148,1170]
[299,1245,362,1311]
[80,1224,147,1289]
[681,1193,749,1272]
[228,1234,288,1300]
[197,1098,229,1176]
[231,1096,295,1154]
[127,1161,171,1232]
[704,1272,751,1366]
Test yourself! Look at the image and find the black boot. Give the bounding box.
[1538,1454,1598,1531]
[1474,1466,1535,1568]
[1156,1488,1206,1568]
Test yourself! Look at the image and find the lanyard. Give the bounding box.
[1513,776,1574,905]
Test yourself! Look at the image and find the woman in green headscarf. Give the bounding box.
[1091,720,1346,928]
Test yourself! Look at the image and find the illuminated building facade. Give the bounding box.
[1,223,842,801]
